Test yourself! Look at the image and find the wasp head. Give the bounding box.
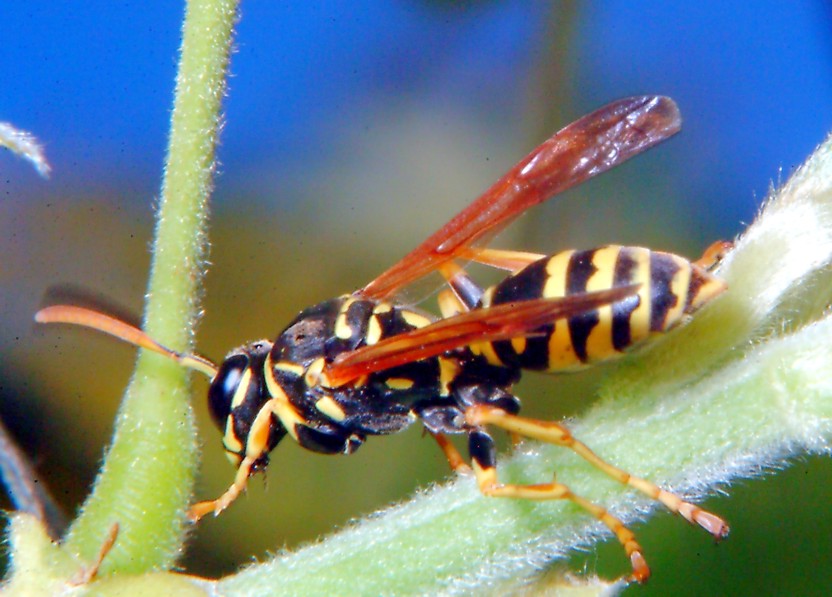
[207,340,287,468]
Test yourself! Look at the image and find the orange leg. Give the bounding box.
[437,261,484,311]
[466,405,729,538]
[466,426,650,583]
[429,431,471,473]
[472,458,650,583]
[188,454,256,522]
[694,240,733,270]
[464,405,729,583]
[70,522,119,585]
[459,247,546,272]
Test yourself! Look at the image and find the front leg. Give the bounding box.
[466,427,650,583]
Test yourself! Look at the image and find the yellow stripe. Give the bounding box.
[304,357,328,388]
[230,368,253,410]
[542,251,573,298]
[335,297,357,340]
[385,377,415,390]
[273,360,304,376]
[471,340,503,366]
[315,396,346,422]
[510,336,527,355]
[544,252,581,369]
[223,415,243,453]
[438,289,464,318]
[373,302,393,314]
[264,355,306,442]
[366,314,383,345]
[438,357,460,396]
[547,319,583,370]
[583,246,619,361]
[401,309,433,329]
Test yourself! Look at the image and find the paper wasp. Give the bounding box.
[37,95,729,582]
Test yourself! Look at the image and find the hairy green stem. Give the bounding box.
[60,0,239,574]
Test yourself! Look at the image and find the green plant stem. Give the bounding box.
[60,0,239,574]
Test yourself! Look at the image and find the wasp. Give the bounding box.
[37,96,730,582]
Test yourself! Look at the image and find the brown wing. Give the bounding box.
[358,96,681,300]
[325,284,638,386]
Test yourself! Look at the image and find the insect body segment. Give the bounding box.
[37,96,730,583]
[477,245,727,371]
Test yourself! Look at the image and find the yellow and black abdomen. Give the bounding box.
[475,245,725,372]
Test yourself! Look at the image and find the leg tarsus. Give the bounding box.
[69,522,119,585]
[694,240,733,270]
[188,455,255,522]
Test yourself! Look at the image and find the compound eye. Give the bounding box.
[208,354,249,430]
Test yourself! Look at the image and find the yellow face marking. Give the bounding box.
[229,368,253,410]
[401,309,433,329]
[438,357,460,396]
[222,414,243,453]
[264,355,307,442]
[626,247,652,344]
[365,314,383,345]
[385,377,415,391]
[663,255,692,329]
[583,246,619,361]
[334,297,357,340]
[315,396,347,422]
[273,360,304,376]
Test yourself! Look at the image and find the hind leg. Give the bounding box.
[466,405,729,539]
[466,427,651,582]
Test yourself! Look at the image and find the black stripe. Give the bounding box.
[611,248,639,351]
[488,258,548,305]
[649,253,681,332]
[347,299,374,342]
[486,257,550,368]
[684,267,705,314]
[567,249,599,362]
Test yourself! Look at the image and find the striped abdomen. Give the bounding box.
[474,245,725,372]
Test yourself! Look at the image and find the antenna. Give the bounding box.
[35,305,218,379]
